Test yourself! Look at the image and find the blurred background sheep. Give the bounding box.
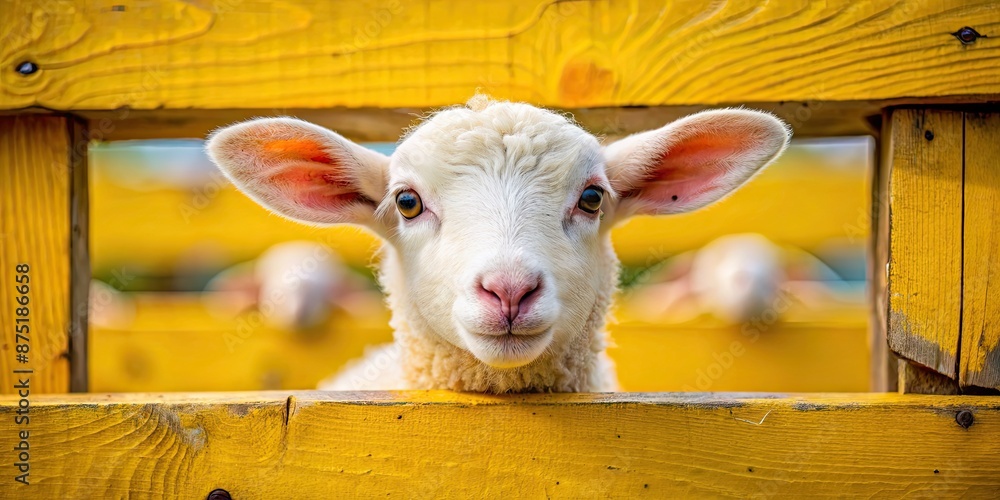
[625,233,865,324]
[203,241,383,332]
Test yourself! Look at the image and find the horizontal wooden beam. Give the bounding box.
[72,100,888,141]
[1,0,998,118]
[1,392,999,496]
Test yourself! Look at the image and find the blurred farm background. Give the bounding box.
[89,135,873,393]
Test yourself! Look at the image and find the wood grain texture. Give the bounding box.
[67,116,88,392]
[961,112,1000,390]
[871,110,894,392]
[887,109,964,379]
[0,116,73,393]
[898,358,961,394]
[88,293,869,393]
[72,101,884,142]
[1,1,998,111]
[1,392,999,497]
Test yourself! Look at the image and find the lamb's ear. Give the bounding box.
[206,117,388,228]
[603,109,789,221]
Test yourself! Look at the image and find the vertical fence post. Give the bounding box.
[960,112,1000,391]
[0,114,89,393]
[882,108,1000,394]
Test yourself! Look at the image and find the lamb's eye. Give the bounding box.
[577,186,604,214]
[396,190,423,219]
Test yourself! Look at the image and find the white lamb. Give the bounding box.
[206,96,789,393]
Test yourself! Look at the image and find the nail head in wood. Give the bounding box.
[207,489,232,500]
[15,61,38,75]
[951,27,984,45]
[955,410,974,429]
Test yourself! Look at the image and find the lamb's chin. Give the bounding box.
[463,328,553,369]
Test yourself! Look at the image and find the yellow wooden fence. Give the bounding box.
[1,0,999,496]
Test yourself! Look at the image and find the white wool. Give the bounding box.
[207,97,790,393]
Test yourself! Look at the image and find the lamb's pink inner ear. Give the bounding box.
[259,139,371,214]
[264,139,335,163]
[207,118,388,227]
[630,135,749,208]
[606,110,789,218]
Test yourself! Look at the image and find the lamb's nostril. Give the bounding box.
[482,287,502,306]
[508,281,539,322]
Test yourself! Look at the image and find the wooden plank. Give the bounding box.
[88,293,870,392]
[961,112,1000,390]
[74,101,884,142]
[871,111,895,391]
[67,117,89,392]
[1,1,999,113]
[886,109,964,379]
[78,107,424,143]
[1,392,999,496]
[0,115,84,394]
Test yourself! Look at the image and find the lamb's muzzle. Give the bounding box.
[206,96,791,393]
[478,270,541,325]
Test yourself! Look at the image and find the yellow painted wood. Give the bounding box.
[961,112,1000,390]
[887,109,964,379]
[89,292,869,392]
[2,1,999,112]
[91,143,867,271]
[0,116,77,394]
[1,391,999,497]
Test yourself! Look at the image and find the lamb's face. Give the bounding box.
[384,104,613,367]
[206,98,790,373]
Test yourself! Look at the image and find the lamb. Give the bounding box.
[206,96,789,393]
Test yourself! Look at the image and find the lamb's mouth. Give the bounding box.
[476,324,551,337]
[468,328,553,368]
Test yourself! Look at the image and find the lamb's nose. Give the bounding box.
[479,274,541,323]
